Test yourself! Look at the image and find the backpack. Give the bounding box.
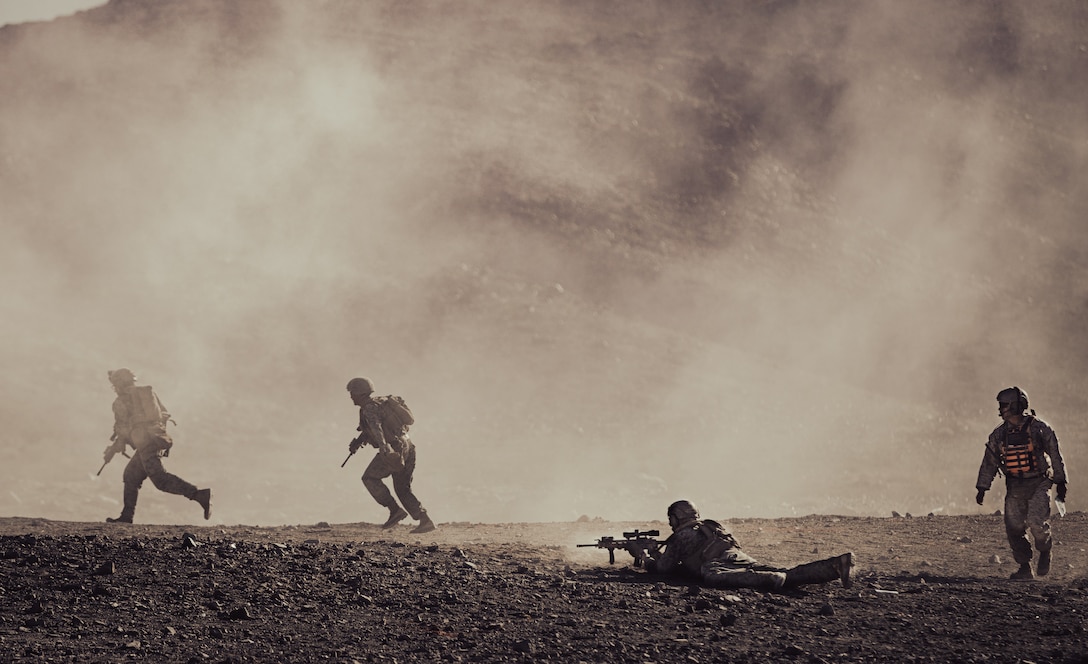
[128,385,166,425]
[379,395,415,429]
[698,519,740,550]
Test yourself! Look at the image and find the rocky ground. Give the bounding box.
[1,513,1086,663]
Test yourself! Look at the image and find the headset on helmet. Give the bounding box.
[996,386,1029,414]
[346,377,375,395]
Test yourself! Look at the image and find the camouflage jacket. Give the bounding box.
[976,416,1068,490]
[652,520,744,576]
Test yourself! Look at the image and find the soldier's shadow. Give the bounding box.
[574,565,693,587]
[873,572,993,586]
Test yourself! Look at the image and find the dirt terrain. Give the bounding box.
[2,513,1086,663]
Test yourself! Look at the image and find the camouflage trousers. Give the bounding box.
[1003,475,1053,565]
[118,430,198,520]
[361,440,426,520]
[701,549,788,591]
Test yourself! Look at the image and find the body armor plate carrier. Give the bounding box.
[1003,429,1038,477]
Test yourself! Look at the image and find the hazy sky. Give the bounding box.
[0,0,103,26]
[2,0,1084,527]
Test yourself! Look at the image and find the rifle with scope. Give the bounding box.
[577,529,665,567]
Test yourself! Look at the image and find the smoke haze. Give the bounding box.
[2,0,1086,526]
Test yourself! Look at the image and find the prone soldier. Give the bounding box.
[641,500,854,591]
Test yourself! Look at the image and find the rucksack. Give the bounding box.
[698,519,740,550]
[128,385,166,425]
[379,395,415,429]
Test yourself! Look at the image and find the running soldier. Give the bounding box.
[346,377,435,534]
[644,500,854,591]
[976,386,1069,580]
[101,369,211,523]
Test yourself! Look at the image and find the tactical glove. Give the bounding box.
[1056,482,1068,502]
[103,438,125,461]
[975,489,986,505]
[348,439,362,454]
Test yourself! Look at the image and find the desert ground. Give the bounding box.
[2,512,1087,663]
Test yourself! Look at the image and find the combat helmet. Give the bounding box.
[346,377,375,395]
[108,368,136,388]
[996,386,1029,415]
[667,500,700,528]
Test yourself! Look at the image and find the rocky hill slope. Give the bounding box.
[1,0,1086,525]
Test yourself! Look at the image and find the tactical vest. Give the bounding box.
[695,519,740,561]
[1002,424,1039,478]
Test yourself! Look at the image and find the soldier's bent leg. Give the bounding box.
[702,561,786,591]
[1026,480,1054,574]
[140,450,199,499]
[1026,481,1054,551]
[1004,485,1034,565]
[362,452,407,528]
[109,455,149,523]
[361,453,398,508]
[391,446,424,519]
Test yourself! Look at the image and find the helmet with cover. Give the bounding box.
[346,377,375,396]
[108,368,136,388]
[667,500,700,528]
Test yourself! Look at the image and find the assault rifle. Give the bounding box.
[341,450,355,468]
[578,529,664,568]
[341,437,364,468]
[97,436,130,476]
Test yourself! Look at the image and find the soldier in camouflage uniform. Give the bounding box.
[645,500,854,591]
[976,386,1068,580]
[102,369,211,524]
[347,377,435,534]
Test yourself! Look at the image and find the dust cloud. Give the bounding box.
[1,0,1085,526]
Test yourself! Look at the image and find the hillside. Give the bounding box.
[1,0,1087,525]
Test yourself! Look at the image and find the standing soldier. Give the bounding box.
[101,368,211,524]
[346,377,435,534]
[976,386,1069,580]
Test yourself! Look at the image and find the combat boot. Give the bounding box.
[108,484,138,524]
[192,488,212,520]
[382,505,408,529]
[1010,563,1035,580]
[411,513,436,534]
[833,552,855,589]
[1037,550,1052,577]
[784,557,842,588]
